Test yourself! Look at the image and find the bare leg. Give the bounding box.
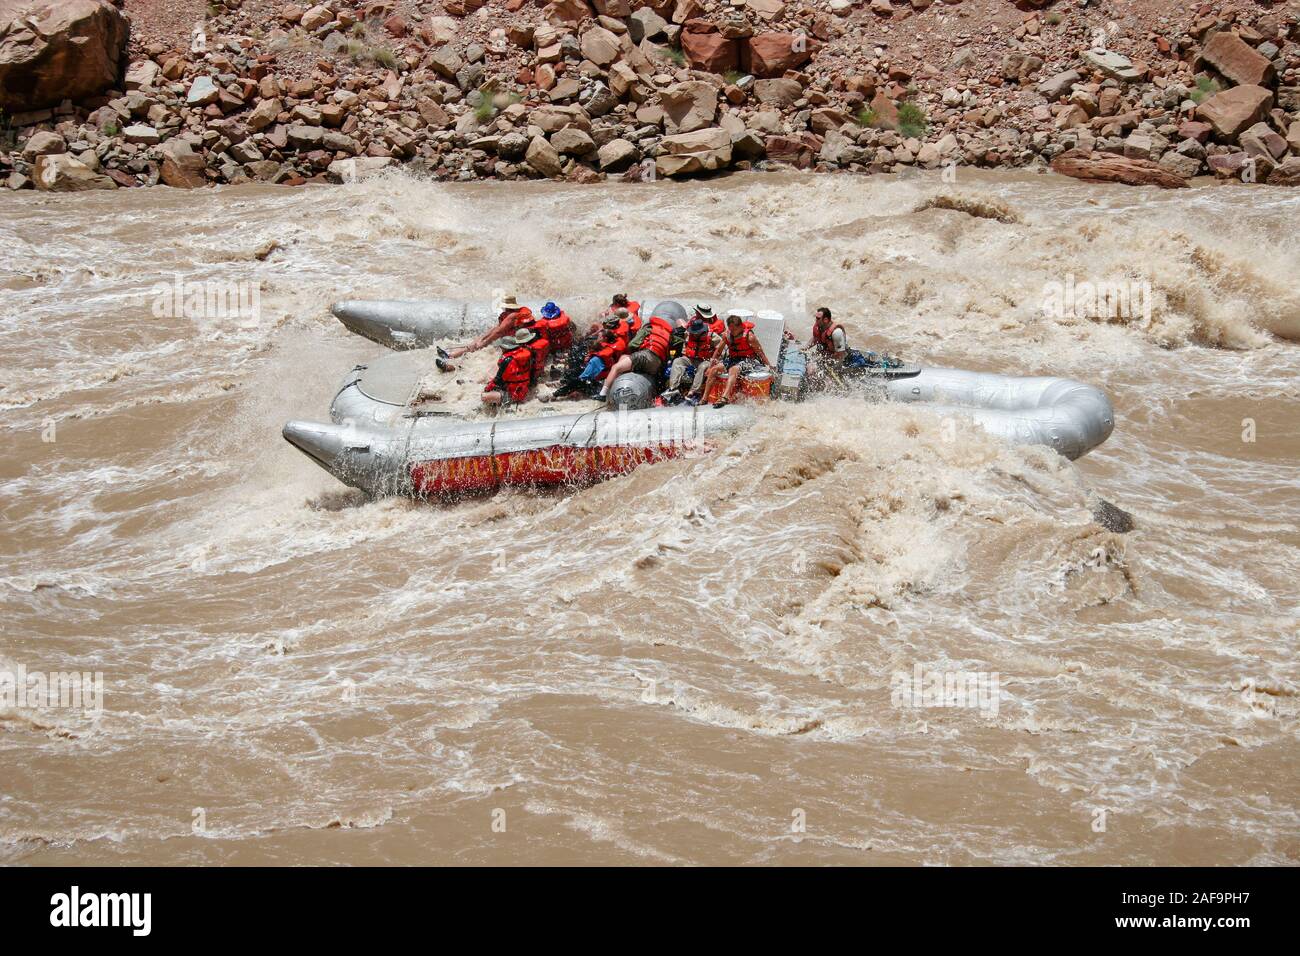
[600,355,634,395]
[697,362,722,399]
[720,365,742,402]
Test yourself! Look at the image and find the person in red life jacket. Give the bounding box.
[663,315,720,403]
[596,312,675,402]
[809,307,848,362]
[521,318,550,384]
[538,300,580,378]
[481,329,537,409]
[689,311,773,408]
[586,306,633,347]
[592,293,641,336]
[447,296,532,360]
[692,303,724,337]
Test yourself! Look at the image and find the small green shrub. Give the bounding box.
[1190,75,1221,104]
[856,106,878,128]
[665,47,685,67]
[344,39,398,69]
[898,101,928,139]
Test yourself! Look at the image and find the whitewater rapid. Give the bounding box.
[0,169,1296,864]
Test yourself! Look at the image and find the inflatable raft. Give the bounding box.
[286,299,1115,497]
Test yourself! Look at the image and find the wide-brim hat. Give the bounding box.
[541,301,561,318]
[687,318,708,335]
[694,304,715,318]
[500,295,520,310]
[512,328,537,345]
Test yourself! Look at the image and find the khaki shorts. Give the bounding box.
[629,350,664,378]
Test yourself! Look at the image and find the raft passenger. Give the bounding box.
[663,316,719,403]
[689,312,773,408]
[448,295,532,360]
[482,329,537,409]
[596,311,675,402]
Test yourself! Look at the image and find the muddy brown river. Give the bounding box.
[1,169,1296,864]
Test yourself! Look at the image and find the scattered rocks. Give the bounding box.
[1,1,1296,190]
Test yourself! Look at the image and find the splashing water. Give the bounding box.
[0,169,1296,865]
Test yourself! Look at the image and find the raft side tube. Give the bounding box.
[883,367,1114,460]
[288,404,757,497]
[332,296,714,350]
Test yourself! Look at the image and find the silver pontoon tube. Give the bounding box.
[331,296,701,349]
[283,403,756,497]
[331,298,535,349]
[883,367,1114,461]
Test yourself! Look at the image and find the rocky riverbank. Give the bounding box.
[2,0,1299,191]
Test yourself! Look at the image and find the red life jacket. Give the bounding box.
[493,346,533,400]
[525,337,549,382]
[709,318,725,336]
[545,312,574,351]
[683,329,713,361]
[640,315,674,361]
[726,321,758,360]
[811,321,846,355]
[586,337,621,380]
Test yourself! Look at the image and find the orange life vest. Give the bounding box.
[545,312,574,351]
[811,321,846,355]
[683,329,713,361]
[640,315,674,362]
[726,321,758,360]
[587,338,621,380]
[493,346,533,400]
[525,337,550,382]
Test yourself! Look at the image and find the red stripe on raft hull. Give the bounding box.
[409,443,694,496]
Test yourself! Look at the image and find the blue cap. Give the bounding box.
[541,301,561,319]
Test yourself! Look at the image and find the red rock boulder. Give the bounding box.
[744,32,817,79]
[0,0,129,111]
[681,30,739,74]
